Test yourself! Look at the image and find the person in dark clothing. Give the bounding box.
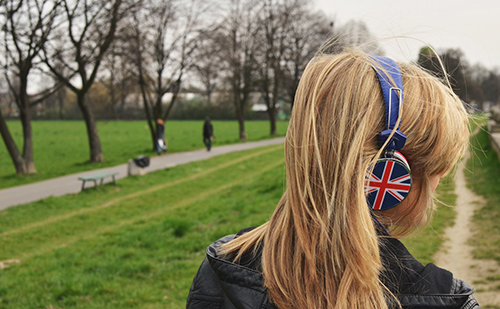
[203,117,213,151]
[188,229,478,309]
[156,119,167,155]
[187,50,478,308]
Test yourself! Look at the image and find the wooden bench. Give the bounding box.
[78,172,118,190]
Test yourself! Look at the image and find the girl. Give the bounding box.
[187,50,478,309]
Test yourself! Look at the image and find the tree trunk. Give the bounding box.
[150,119,157,150]
[235,102,246,141]
[267,107,277,136]
[238,116,246,141]
[77,92,104,162]
[0,109,33,174]
[19,103,37,173]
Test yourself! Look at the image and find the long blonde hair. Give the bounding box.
[220,50,469,309]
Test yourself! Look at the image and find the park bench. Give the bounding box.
[78,172,118,191]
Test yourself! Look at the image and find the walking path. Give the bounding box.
[0,137,285,211]
[433,149,500,306]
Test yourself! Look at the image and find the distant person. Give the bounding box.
[187,50,478,308]
[156,119,167,155]
[203,117,214,151]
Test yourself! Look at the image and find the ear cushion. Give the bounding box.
[365,151,412,210]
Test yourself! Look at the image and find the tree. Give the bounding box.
[470,64,500,105]
[255,0,333,134]
[418,47,482,104]
[191,32,223,104]
[42,0,129,162]
[217,0,260,140]
[254,0,287,136]
[99,40,136,119]
[281,5,331,109]
[0,0,61,174]
[125,0,208,149]
[334,20,384,55]
[481,71,500,103]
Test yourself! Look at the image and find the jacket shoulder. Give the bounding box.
[187,233,276,309]
[186,257,225,309]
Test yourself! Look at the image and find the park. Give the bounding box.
[1,0,500,308]
[0,116,499,308]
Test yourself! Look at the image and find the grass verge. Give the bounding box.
[401,173,457,265]
[465,126,500,262]
[0,120,288,189]
[0,144,285,308]
[0,142,456,308]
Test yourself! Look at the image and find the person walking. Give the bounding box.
[203,117,214,151]
[156,119,167,155]
[187,50,478,308]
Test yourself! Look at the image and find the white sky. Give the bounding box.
[314,0,500,69]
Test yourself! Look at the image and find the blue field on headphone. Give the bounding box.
[366,157,412,211]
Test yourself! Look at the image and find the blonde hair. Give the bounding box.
[220,50,469,309]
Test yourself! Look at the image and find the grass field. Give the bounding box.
[0,120,288,189]
[401,172,457,265]
[0,141,457,308]
[465,126,500,262]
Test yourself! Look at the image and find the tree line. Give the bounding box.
[0,0,498,176]
[0,0,339,175]
[417,46,500,108]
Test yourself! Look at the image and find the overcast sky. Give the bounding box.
[314,0,500,69]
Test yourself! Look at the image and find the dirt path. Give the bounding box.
[433,150,500,306]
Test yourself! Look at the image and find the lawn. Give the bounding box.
[0,142,457,308]
[465,126,500,262]
[0,120,288,189]
[401,172,457,265]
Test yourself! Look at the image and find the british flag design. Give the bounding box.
[366,157,412,210]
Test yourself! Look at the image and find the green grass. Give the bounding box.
[465,126,500,262]
[0,139,457,308]
[0,120,288,189]
[401,173,457,265]
[0,144,286,309]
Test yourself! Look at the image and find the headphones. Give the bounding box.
[365,56,412,211]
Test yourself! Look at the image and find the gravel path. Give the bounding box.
[433,149,500,306]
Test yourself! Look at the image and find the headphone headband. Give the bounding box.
[365,56,412,211]
[371,56,407,151]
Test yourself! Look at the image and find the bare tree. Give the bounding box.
[281,6,332,108]
[100,39,136,119]
[254,0,283,136]
[191,32,223,104]
[334,20,384,55]
[217,0,260,140]
[0,0,61,174]
[418,47,480,104]
[42,0,129,162]
[125,0,207,149]
[255,0,301,135]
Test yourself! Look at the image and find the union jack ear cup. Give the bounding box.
[365,151,412,211]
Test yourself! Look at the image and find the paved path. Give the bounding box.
[0,137,285,211]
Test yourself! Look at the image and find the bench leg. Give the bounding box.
[81,180,86,191]
[93,180,98,188]
[112,175,116,185]
[100,178,104,185]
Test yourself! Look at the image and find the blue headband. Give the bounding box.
[371,56,407,151]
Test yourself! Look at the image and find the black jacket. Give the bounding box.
[203,121,213,138]
[187,229,479,309]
